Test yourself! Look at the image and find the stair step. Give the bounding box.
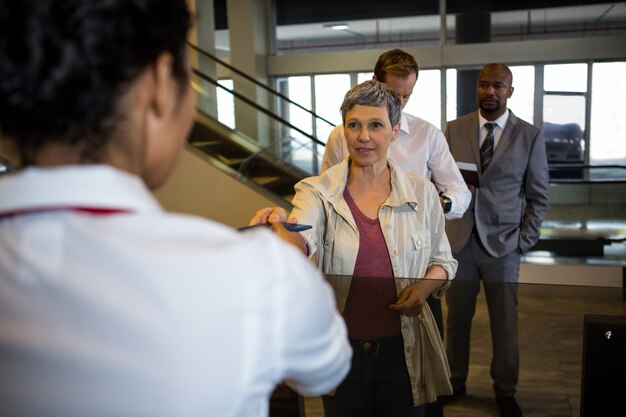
[217,155,246,167]
[252,176,282,186]
[188,120,306,206]
[190,140,221,146]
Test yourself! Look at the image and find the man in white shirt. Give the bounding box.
[321,49,470,221]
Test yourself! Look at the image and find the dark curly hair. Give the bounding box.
[0,0,191,165]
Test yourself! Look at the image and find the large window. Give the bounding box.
[276,60,626,181]
[285,75,313,141]
[445,68,457,124]
[216,79,235,129]
[405,70,442,129]
[590,61,626,168]
[359,70,442,129]
[314,74,350,141]
[543,63,587,166]
[508,66,534,125]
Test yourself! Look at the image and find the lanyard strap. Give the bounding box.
[0,206,132,219]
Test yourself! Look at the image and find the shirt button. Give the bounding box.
[393,249,398,256]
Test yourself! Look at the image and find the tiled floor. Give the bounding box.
[438,284,624,417]
[300,283,625,417]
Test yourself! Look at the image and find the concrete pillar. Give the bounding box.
[189,0,218,119]
[455,11,491,117]
[226,0,272,146]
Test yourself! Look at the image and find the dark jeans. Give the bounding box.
[322,335,426,417]
[426,295,444,338]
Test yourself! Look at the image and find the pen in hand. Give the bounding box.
[237,222,312,233]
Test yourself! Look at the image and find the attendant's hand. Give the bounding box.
[389,282,429,316]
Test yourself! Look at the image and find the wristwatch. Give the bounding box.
[441,195,452,214]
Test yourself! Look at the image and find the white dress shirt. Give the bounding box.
[321,112,471,219]
[0,165,351,417]
[478,109,510,150]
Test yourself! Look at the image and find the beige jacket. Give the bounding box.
[292,158,457,405]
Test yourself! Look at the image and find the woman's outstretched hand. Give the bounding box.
[249,207,289,225]
[248,207,308,255]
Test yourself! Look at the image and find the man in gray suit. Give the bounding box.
[442,63,549,417]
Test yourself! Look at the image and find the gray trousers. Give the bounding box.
[445,233,520,397]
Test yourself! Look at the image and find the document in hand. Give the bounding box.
[457,162,480,188]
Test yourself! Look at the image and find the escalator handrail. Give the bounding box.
[188,42,336,129]
[192,68,327,149]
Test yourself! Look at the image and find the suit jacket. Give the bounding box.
[444,110,549,257]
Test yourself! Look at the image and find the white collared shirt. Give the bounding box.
[0,165,351,417]
[478,109,510,150]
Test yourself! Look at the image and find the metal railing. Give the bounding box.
[188,43,336,180]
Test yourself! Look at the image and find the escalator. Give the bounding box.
[188,111,305,205]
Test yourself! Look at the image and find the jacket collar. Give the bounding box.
[470,109,520,174]
[302,158,419,211]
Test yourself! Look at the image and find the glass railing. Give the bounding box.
[189,70,322,203]
[271,275,626,417]
[548,164,626,183]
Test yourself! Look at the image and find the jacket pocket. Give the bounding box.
[409,231,431,278]
[321,226,335,272]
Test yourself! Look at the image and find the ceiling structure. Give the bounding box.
[212,1,626,54]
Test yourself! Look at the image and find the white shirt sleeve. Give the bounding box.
[271,239,351,395]
[321,125,348,173]
[426,127,471,220]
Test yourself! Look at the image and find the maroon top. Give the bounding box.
[341,188,401,339]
